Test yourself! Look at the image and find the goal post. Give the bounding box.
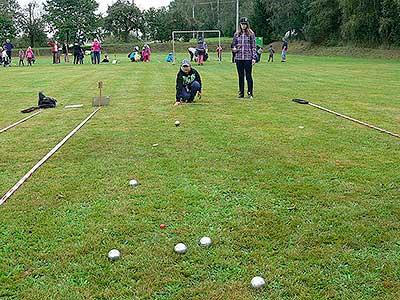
[172,30,222,64]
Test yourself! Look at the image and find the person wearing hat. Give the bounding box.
[231,17,256,99]
[175,59,202,105]
[196,37,205,65]
[166,52,174,62]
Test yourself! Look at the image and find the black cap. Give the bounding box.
[240,17,249,24]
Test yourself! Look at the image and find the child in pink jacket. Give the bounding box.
[142,44,151,62]
[26,47,34,66]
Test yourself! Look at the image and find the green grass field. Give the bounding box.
[0,53,399,300]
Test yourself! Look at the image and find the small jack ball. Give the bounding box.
[175,120,180,127]
[160,224,166,229]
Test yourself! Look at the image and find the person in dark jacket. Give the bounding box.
[281,38,288,62]
[4,39,14,63]
[175,59,202,105]
[196,37,205,65]
[3,39,14,63]
[62,42,70,63]
[73,42,81,64]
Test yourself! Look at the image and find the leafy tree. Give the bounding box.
[379,0,400,46]
[143,7,170,42]
[340,0,382,46]
[44,0,100,43]
[0,0,20,41]
[103,0,142,43]
[251,0,274,41]
[305,0,342,45]
[17,1,47,47]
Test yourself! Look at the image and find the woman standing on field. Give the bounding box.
[231,17,256,99]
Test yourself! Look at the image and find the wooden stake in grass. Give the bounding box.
[98,80,103,107]
[0,110,42,134]
[292,98,400,139]
[0,107,102,206]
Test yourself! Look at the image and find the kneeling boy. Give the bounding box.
[175,59,202,105]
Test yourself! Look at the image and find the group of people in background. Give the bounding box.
[3,16,286,106]
[128,44,151,62]
[187,38,211,65]
[18,47,35,66]
[47,38,107,65]
[0,39,36,67]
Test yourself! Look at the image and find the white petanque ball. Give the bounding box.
[174,243,187,254]
[199,236,212,247]
[251,276,266,289]
[108,249,121,260]
[129,179,138,186]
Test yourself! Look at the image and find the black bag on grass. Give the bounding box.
[38,92,57,108]
[21,106,38,113]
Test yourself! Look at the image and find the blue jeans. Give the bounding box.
[94,51,100,64]
[236,60,253,96]
[177,81,201,102]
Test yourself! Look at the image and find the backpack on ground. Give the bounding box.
[38,91,57,108]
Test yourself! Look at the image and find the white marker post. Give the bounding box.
[0,107,102,206]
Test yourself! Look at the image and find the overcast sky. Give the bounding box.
[18,0,172,12]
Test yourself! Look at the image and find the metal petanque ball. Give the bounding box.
[108,249,121,260]
[251,276,266,289]
[175,120,180,127]
[129,179,138,186]
[199,236,212,247]
[174,243,187,254]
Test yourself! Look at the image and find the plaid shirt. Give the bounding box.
[232,31,256,61]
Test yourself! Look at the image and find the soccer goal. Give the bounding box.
[171,30,222,64]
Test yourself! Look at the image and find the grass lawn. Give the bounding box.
[0,52,399,300]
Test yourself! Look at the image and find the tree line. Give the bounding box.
[1,0,399,47]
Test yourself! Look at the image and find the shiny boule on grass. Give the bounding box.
[108,249,121,260]
[129,179,138,186]
[174,243,187,254]
[175,120,180,127]
[251,276,266,289]
[199,236,212,247]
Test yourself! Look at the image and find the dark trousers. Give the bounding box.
[177,81,201,102]
[6,51,11,62]
[74,54,79,64]
[236,60,253,96]
[94,51,100,64]
[268,54,274,62]
[52,52,58,64]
